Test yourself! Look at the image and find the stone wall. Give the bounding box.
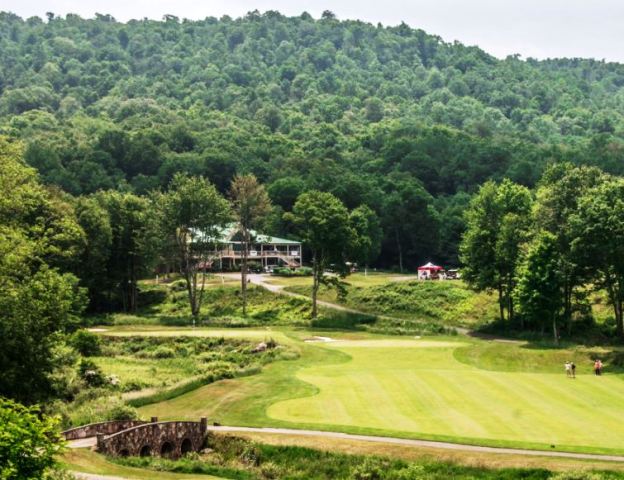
[62,420,148,440]
[96,417,208,459]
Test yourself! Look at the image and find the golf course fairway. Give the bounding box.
[134,329,624,454]
[269,338,624,451]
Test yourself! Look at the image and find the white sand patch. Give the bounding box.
[304,336,336,343]
[328,339,464,348]
[87,328,108,332]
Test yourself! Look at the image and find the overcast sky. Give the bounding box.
[3,0,623,62]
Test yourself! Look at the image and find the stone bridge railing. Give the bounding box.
[95,417,208,459]
[62,420,149,440]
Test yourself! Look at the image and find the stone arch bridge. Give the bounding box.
[63,417,208,459]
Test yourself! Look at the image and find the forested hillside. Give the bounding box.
[1,10,624,267]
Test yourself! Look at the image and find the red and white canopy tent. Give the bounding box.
[417,262,444,279]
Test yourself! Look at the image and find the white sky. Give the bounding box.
[3,0,623,62]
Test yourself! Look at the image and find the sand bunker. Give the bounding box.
[304,336,336,343]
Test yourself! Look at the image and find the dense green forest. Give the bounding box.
[1,10,624,268]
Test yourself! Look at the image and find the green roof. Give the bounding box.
[253,233,300,245]
[215,224,301,245]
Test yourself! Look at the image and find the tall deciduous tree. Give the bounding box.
[572,179,624,338]
[74,196,113,311]
[514,232,564,343]
[287,191,355,318]
[0,137,85,403]
[95,191,158,312]
[460,179,532,323]
[349,205,382,274]
[534,163,605,334]
[381,177,439,272]
[156,174,231,322]
[229,174,271,315]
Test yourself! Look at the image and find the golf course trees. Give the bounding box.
[156,174,231,322]
[534,163,606,334]
[572,178,624,338]
[287,191,357,318]
[460,179,532,323]
[229,174,272,316]
[381,177,439,272]
[74,196,113,312]
[0,398,64,480]
[515,232,564,343]
[93,191,157,313]
[349,205,383,275]
[0,137,86,403]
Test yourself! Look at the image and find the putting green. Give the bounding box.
[268,338,624,451]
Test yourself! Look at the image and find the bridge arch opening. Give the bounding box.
[160,441,175,458]
[118,448,129,457]
[140,445,152,457]
[180,438,193,455]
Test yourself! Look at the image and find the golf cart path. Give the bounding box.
[246,273,365,314]
[69,426,624,463]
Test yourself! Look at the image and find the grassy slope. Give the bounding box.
[233,431,624,473]
[122,327,624,455]
[91,274,497,337]
[103,283,313,327]
[285,278,497,327]
[94,280,376,332]
[60,329,298,426]
[62,448,224,479]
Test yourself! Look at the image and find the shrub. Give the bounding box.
[70,330,101,356]
[259,461,281,478]
[271,267,312,277]
[387,464,427,480]
[352,458,386,480]
[551,472,607,480]
[78,359,107,387]
[169,280,187,292]
[150,346,176,359]
[56,394,137,428]
[43,468,78,479]
[0,398,63,480]
[105,404,139,421]
[43,469,78,479]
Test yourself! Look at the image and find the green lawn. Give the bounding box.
[270,338,624,451]
[265,272,418,288]
[130,327,624,454]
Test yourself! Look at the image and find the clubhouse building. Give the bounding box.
[211,224,302,270]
